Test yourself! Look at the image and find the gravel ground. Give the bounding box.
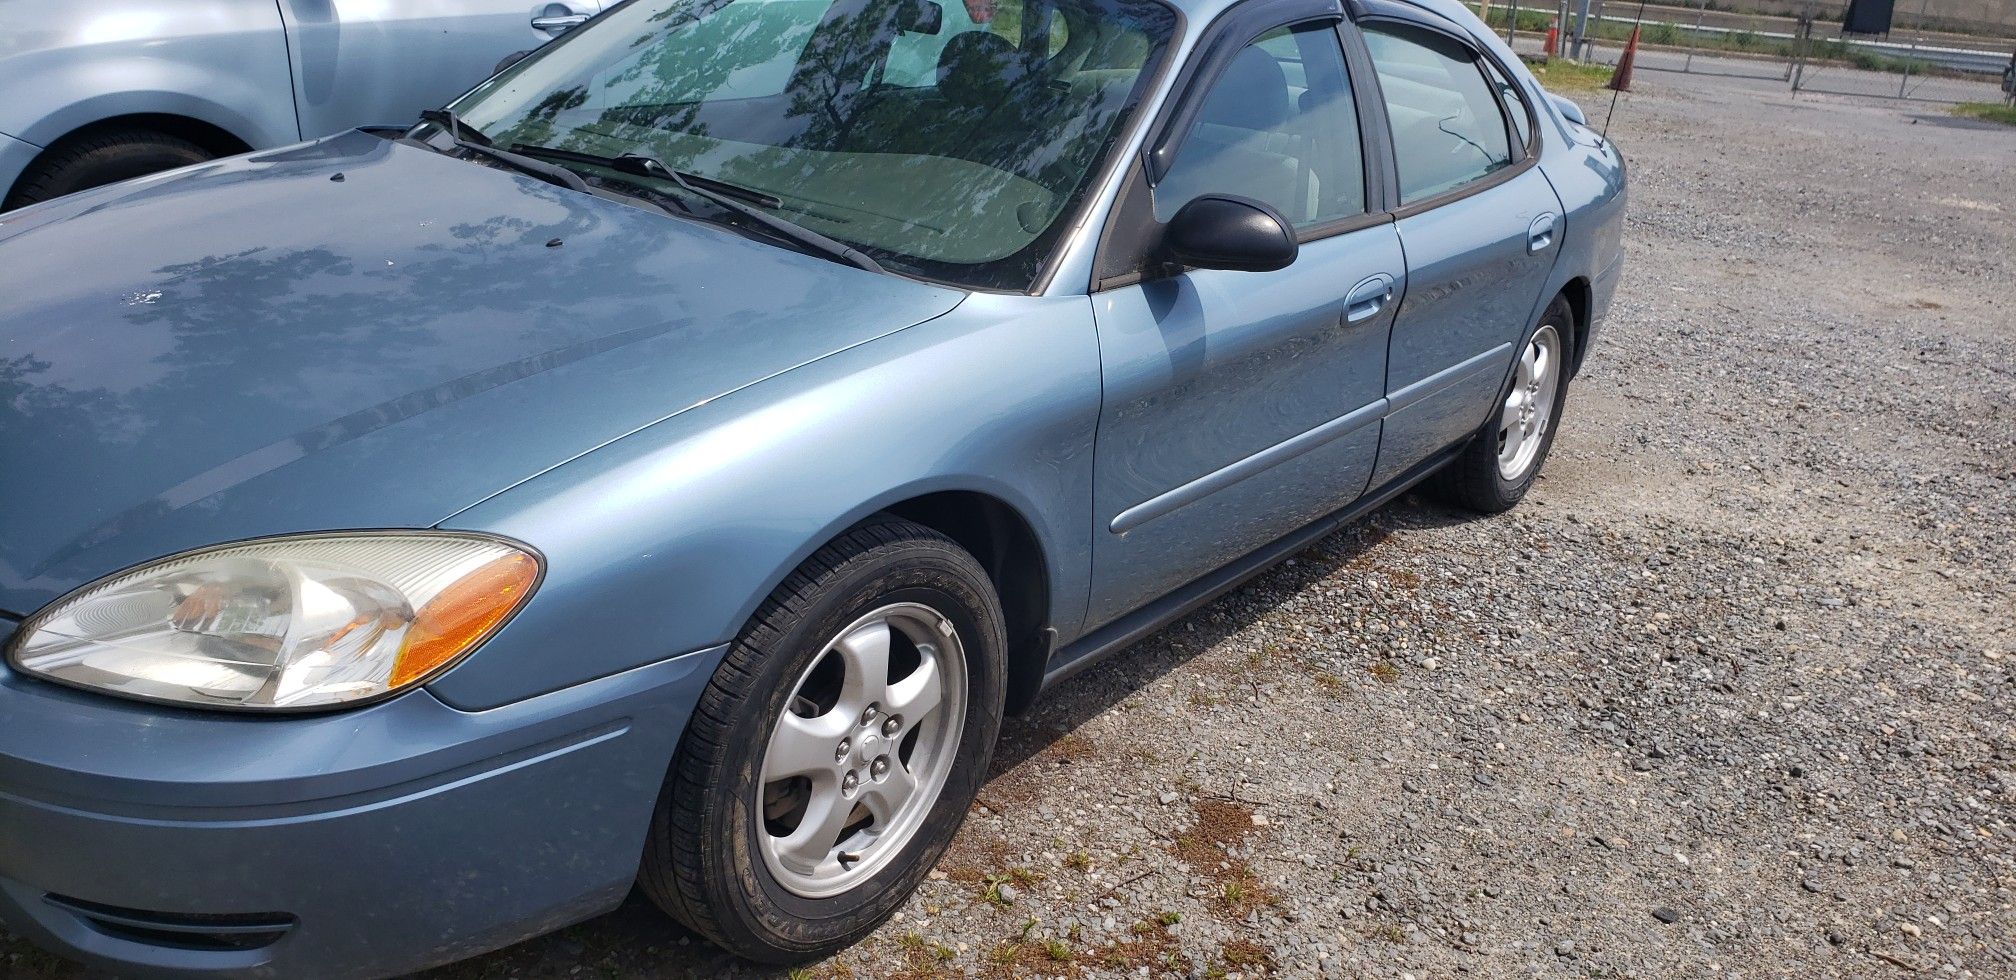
[7,72,2013,980]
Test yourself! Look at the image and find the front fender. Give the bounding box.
[0,2,298,151]
[430,293,1103,711]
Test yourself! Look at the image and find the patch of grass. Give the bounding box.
[1064,850,1092,871]
[1367,659,1402,684]
[1099,917,1193,975]
[1528,59,1616,94]
[1045,732,1095,763]
[1221,939,1274,970]
[982,874,1013,907]
[1043,939,1073,962]
[1954,102,2016,126]
[887,933,958,979]
[1159,909,1183,926]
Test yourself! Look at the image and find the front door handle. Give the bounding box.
[532,13,590,32]
[1344,273,1396,323]
[1527,212,1559,253]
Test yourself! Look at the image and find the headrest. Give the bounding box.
[937,31,1021,107]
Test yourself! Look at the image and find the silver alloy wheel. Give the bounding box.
[757,602,967,899]
[1497,324,1563,481]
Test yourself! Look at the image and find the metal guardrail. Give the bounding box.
[1579,11,2012,75]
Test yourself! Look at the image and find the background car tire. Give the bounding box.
[1427,294,1577,514]
[640,517,1007,964]
[5,129,214,210]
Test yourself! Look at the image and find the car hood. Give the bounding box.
[0,131,965,615]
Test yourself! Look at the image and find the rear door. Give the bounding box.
[1084,2,1403,629]
[280,0,601,139]
[1350,3,1562,486]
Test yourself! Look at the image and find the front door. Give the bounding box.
[280,0,601,139]
[1353,14,1562,485]
[1086,18,1401,629]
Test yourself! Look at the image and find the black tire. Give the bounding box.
[4,128,214,210]
[1426,294,1577,514]
[640,518,1007,964]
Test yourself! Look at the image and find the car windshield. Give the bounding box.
[454,0,1178,291]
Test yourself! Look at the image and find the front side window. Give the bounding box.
[455,0,1177,290]
[1362,21,1512,204]
[1152,23,1367,229]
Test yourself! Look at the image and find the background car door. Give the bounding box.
[1086,19,1402,629]
[280,0,601,140]
[1354,13,1562,487]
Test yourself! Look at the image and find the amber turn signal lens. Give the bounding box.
[391,553,539,687]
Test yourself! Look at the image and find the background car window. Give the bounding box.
[1152,24,1366,228]
[592,0,836,104]
[1362,22,1512,204]
[1480,56,1531,149]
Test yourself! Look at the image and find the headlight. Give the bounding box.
[7,533,539,711]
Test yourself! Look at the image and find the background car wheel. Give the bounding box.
[1427,295,1576,514]
[4,128,213,210]
[641,518,1007,963]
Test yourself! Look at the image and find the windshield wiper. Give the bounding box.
[418,108,491,147]
[415,109,589,195]
[511,144,780,208]
[510,144,883,275]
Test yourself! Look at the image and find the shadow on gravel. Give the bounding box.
[989,492,1477,780]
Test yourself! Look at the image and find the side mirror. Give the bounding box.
[1163,195,1297,273]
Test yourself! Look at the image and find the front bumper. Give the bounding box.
[0,631,726,979]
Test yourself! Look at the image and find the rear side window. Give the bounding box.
[1361,22,1512,204]
[1480,55,1532,149]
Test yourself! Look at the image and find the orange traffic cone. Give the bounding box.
[1544,22,1560,57]
[1609,25,1640,91]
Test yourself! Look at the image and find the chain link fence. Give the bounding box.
[1463,0,2016,105]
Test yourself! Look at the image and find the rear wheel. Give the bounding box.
[5,128,213,210]
[1427,295,1575,513]
[640,518,1005,963]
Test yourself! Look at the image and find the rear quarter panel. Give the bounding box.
[1405,0,1627,355]
[0,0,298,151]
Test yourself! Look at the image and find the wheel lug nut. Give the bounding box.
[860,705,879,727]
[843,770,859,791]
[835,738,850,762]
[872,757,889,777]
[881,716,900,736]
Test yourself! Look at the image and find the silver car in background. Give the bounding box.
[0,0,599,210]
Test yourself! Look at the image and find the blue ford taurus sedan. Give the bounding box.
[0,0,1624,973]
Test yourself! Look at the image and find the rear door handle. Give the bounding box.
[1527,212,1559,253]
[1344,273,1396,323]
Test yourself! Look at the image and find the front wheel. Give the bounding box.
[641,518,1006,963]
[5,128,213,210]
[1427,295,1575,513]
